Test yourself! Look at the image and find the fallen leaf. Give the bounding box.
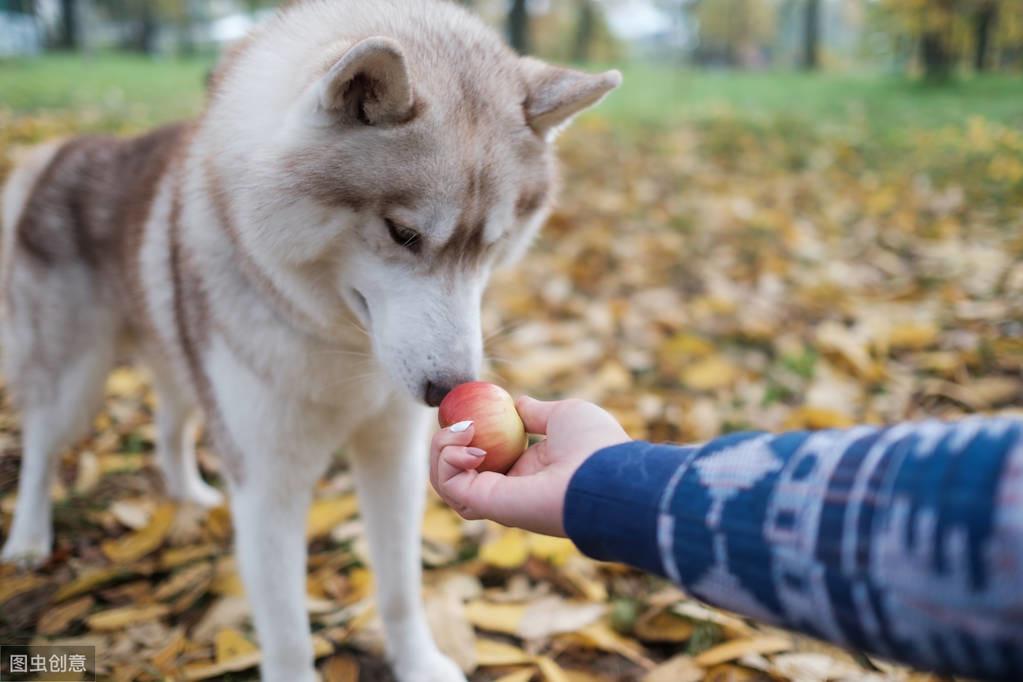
[102,503,176,563]
[37,595,95,635]
[426,585,477,673]
[695,635,792,667]
[783,406,855,430]
[536,656,571,682]
[681,357,740,391]
[321,653,360,682]
[476,638,534,667]
[0,573,47,603]
[519,597,606,640]
[465,600,525,635]
[307,495,359,539]
[634,607,694,643]
[479,527,530,569]
[86,604,169,631]
[492,668,537,682]
[642,655,704,682]
[215,627,258,662]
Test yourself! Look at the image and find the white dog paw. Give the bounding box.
[394,651,466,682]
[1,535,52,568]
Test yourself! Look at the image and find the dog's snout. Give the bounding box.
[424,381,455,407]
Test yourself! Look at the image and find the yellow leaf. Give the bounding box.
[54,563,154,602]
[37,596,95,636]
[528,535,577,566]
[154,562,214,602]
[210,566,245,597]
[87,604,169,631]
[321,653,360,682]
[694,635,792,667]
[106,368,145,396]
[465,600,525,635]
[642,655,703,682]
[422,505,463,546]
[151,628,187,673]
[492,668,537,682]
[680,357,739,391]
[476,639,533,667]
[160,543,219,570]
[569,621,651,667]
[783,406,855,430]
[215,628,258,663]
[341,567,374,605]
[307,495,359,539]
[101,502,176,563]
[536,657,570,682]
[887,322,939,351]
[98,453,146,474]
[480,527,530,569]
[634,608,694,643]
[0,574,47,603]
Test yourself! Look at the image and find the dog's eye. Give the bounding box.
[385,219,422,254]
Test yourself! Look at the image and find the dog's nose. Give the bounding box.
[424,381,455,407]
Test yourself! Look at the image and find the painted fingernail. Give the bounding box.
[449,420,473,433]
[466,447,487,457]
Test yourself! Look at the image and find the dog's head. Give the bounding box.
[205,2,619,406]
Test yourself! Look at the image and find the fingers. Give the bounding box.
[515,396,562,435]
[437,445,486,485]
[430,421,475,491]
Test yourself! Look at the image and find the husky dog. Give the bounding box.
[0,0,618,678]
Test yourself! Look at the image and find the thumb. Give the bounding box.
[515,396,560,435]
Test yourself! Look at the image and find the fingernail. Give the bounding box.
[450,420,473,433]
[466,447,487,457]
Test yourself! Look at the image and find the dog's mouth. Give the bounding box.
[346,288,372,328]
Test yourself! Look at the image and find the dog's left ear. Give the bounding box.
[520,58,621,138]
[313,36,414,126]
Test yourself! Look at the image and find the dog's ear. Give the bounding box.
[520,58,621,137]
[314,37,414,126]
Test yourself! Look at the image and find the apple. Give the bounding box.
[438,381,528,473]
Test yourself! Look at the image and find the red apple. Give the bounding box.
[438,382,527,473]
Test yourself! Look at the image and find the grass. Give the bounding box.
[1,53,1021,133]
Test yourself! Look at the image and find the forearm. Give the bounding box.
[564,418,1023,679]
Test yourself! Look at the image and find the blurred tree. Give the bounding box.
[508,0,530,54]
[572,0,596,62]
[694,0,774,67]
[58,0,78,49]
[972,0,997,70]
[801,0,819,69]
[880,0,1017,78]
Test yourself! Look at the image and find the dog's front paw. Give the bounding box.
[394,650,466,682]
[1,534,52,569]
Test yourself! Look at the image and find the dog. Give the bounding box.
[0,0,619,678]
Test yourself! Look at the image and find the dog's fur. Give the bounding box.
[0,1,618,678]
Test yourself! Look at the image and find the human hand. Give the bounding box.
[429,396,630,536]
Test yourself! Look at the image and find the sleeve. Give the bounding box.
[563,418,1023,681]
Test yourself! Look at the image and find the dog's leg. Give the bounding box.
[150,370,223,508]
[210,356,336,682]
[349,397,466,682]
[1,354,113,567]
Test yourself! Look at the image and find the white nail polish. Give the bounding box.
[450,420,473,433]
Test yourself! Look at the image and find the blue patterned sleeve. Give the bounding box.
[563,418,1023,680]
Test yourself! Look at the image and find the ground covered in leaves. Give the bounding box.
[0,98,1021,682]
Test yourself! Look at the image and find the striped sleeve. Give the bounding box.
[562,418,1023,680]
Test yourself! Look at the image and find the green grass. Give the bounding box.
[594,64,1023,131]
[0,52,213,122]
[1,53,1021,133]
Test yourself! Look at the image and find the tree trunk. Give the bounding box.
[921,31,952,80]
[131,3,157,54]
[59,0,78,50]
[572,0,596,63]
[508,0,530,55]
[973,3,997,72]
[801,0,819,70]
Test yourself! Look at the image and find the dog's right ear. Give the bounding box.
[309,37,415,126]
